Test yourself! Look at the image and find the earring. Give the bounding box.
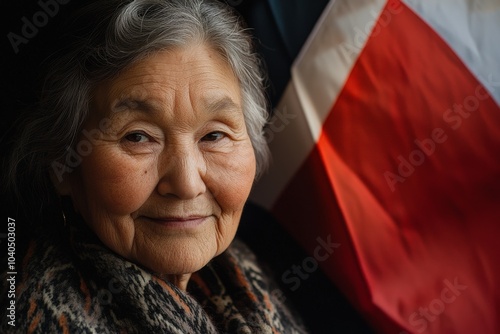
[62,210,67,227]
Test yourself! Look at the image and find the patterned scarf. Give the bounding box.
[3,217,307,333]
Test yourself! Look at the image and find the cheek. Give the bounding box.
[75,149,156,215]
[209,143,256,215]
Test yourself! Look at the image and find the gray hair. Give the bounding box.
[7,0,270,209]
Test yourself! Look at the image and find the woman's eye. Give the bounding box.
[201,132,225,142]
[124,132,149,143]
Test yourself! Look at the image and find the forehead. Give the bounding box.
[92,44,241,116]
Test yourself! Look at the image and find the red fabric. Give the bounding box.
[273,1,500,332]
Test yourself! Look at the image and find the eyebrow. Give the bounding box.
[112,99,158,114]
[111,96,241,115]
[204,96,241,114]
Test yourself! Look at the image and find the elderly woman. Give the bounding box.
[2,0,307,332]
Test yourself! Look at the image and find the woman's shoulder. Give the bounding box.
[1,228,89,332]
[4,228,74,297]
[16,228,76,288]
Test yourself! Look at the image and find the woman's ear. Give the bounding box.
[49,167,73,196]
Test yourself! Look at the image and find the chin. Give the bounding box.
[139,246,217,277]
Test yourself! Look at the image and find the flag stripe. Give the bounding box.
[403,0,500,106]
[251,0,387,208]
[292,0,387,142]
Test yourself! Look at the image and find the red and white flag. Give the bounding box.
[251,0,500,333]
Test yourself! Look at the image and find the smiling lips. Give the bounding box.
[145,216,210,228]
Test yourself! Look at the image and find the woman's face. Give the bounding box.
[62,44,256,283]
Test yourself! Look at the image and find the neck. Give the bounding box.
[165,273,192,291]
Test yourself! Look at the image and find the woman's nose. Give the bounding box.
[156,146,207,199]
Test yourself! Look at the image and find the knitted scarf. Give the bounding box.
[2,218,307,333]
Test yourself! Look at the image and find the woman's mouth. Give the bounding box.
[144,216,210,229]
